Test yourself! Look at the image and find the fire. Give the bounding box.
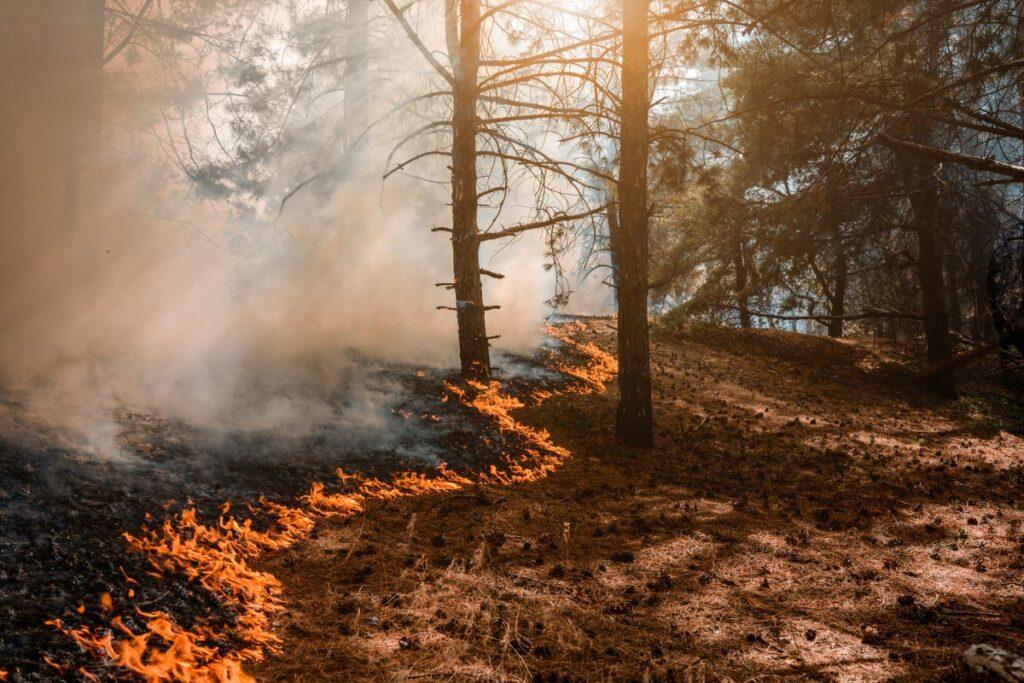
[546,324,618,394]
[47,326,615,681]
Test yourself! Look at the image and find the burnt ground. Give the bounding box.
[0,347,575,682]
[254,320,1024,682]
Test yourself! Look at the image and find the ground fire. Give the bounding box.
[33,335,614,681]
[4,1,1024,681]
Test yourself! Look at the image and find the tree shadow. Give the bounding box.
[535,325,1024,679]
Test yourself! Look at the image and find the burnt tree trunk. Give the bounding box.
[447,0,491,380]
[613,0,653,448]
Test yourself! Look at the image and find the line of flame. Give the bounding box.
[46,329,615,682]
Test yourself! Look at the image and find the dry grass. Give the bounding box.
[253,321,1024,682]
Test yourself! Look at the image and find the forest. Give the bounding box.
[2,0,1024,680]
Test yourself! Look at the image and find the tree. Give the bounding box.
[614,0,654,447]
[446,0,492,379]
[382,0,607,380]
[648,0,1024,392]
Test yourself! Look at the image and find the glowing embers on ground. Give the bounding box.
[47,329,616,682]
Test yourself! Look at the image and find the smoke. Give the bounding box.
[0,1,604,459]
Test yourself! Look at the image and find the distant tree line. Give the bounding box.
[652,0,1024,399]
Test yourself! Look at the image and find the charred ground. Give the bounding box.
[254,320,1024,681]
[0,345,579,681]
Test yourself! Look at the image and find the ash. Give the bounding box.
[0,347,576,681]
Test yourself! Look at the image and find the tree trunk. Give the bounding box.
[914,198,955,395]
[969,224,998,343]
[0,1,44,246]
[447,0,491,380]
[605,193,621,295]
[897,136,955,395]
[732,228,751,330]
[827,199,847,339]
[613,0,654,448]
[894,25,957,395]
[944,233,964,337]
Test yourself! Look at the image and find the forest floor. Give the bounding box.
[254,320,1024,682]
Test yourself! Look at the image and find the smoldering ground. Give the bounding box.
[0,158,589,671]
[0,10,610,461]
[0,4,614,675]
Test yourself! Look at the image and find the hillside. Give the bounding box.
[253,320,1024,681]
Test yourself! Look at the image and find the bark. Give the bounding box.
[605,194,621,294]
[613,0,654,448]
[893,33,956,396]
[1017,3,1024,133]
[826,191,847,338]
[447,0,491,380]
[944,234,964,336]
[896,137,956,395]
[732,231,751,330]
[969,225,998,343]
[827,242,848,338]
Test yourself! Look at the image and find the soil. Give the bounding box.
[252,320,1024,682]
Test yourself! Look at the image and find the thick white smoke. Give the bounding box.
[0,1,611,457]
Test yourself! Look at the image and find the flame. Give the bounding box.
[47,326,614,681]
[545,324,617,394]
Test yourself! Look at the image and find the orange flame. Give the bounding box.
[48,327,614,681]
[545,324,618,394]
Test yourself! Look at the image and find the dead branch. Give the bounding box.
[380,0,455,86]
[715,305,924,324]
[479,202,613,242]
[877,134,1024,182]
